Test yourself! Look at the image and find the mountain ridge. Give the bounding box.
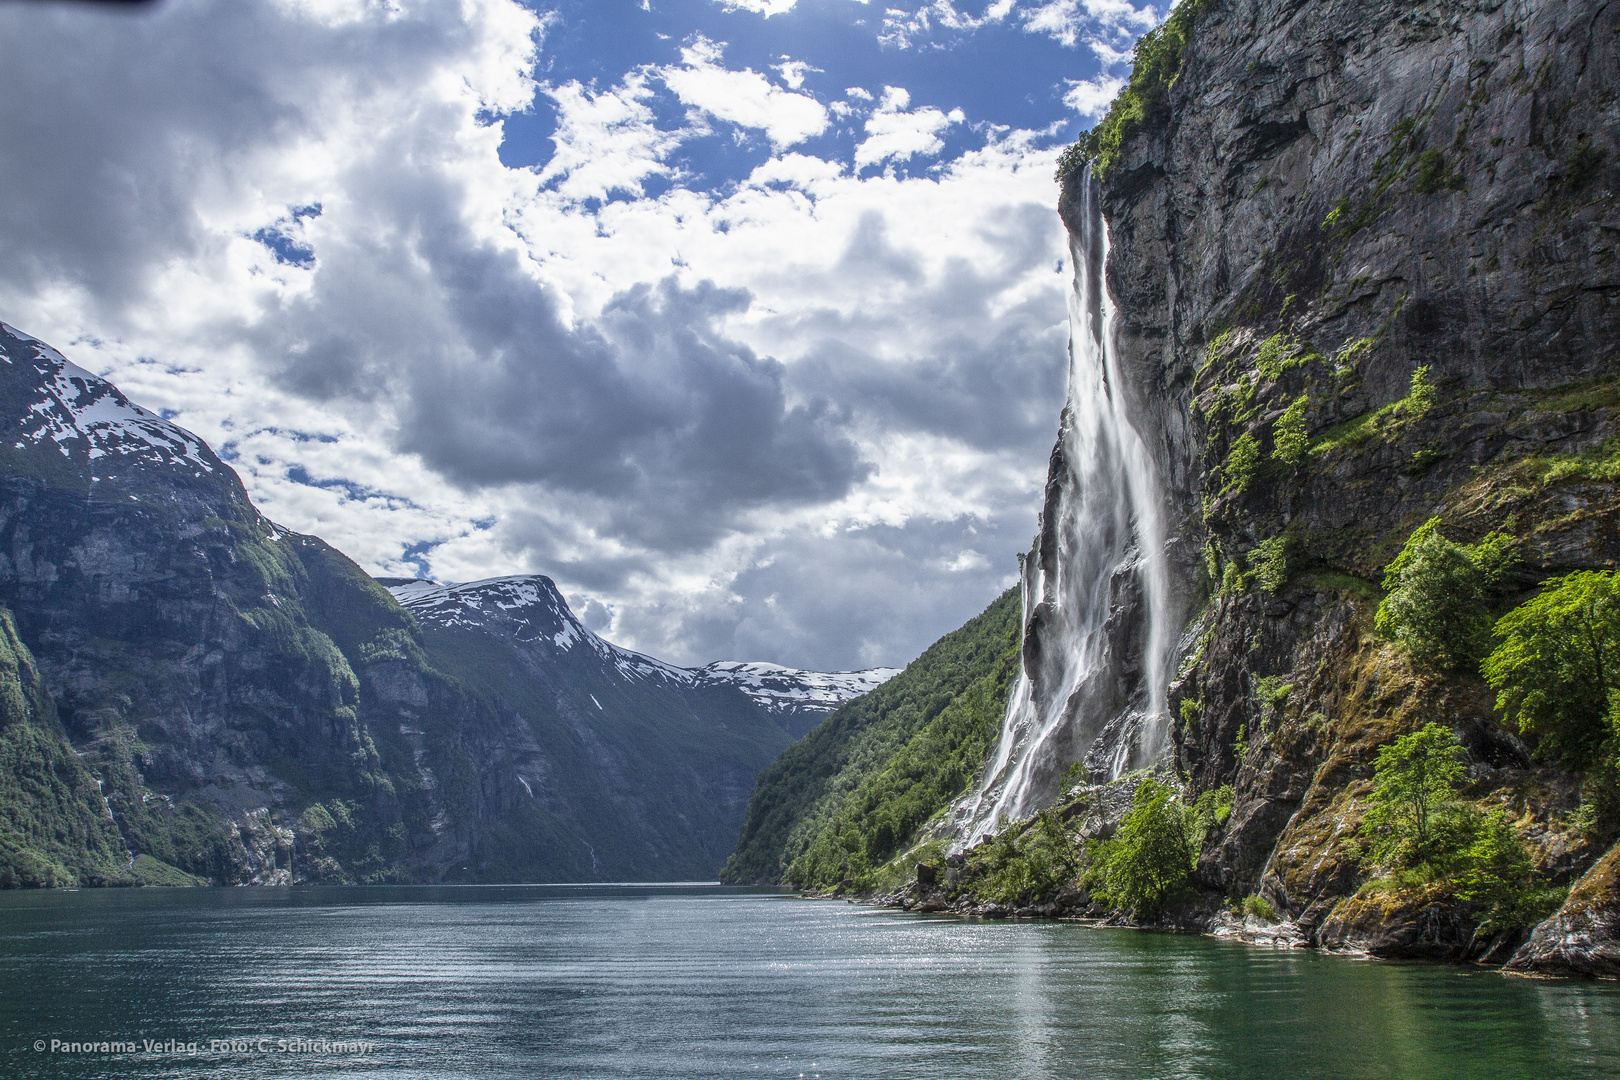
[0,320,866,886]
[379,573,897,738]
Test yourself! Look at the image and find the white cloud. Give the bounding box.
[1085,36,1134,65]
[661,37,830,149]
[746,152,846,192]
[873,0,1161,52]
[879,1,1016,48]
[714,0,801,15]
[1019,0,1161,48]
[1062,74,1125,119]
[537,75,684,202]
[944,549,990,572]
[772,58,820,90]
[853,86,964,167]
[0,0,1071,670]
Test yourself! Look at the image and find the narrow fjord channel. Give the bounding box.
[3,887,1616,1080]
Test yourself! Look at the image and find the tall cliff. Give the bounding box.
[1077,0,1618,962]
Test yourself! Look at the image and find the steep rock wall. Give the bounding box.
[1070,0,1619,946]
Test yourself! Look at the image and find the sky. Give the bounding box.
[0,0,1162,671]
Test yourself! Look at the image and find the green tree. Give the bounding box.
[1084,778,1196,918]
[1454,806,1565,933]
[974,809,1082,904]
[1271,394,1310,467]
[1481,570,1620,770]
[1359,723,1468,871]
[1375,519,1515,671]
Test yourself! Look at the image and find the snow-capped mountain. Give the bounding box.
[694,662,901,730]
[384,575,898,737]
[1,321,219,479]
[384,575,695,686]
[0,319,804,887]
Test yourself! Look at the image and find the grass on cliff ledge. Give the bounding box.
[1057,0,1210,181]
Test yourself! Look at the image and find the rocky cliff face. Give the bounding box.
[1507,840,1620,978]
[1058,0,1617,959]
[0,320,426,885]
[0,322,815,886]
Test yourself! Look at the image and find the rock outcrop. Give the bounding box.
[1507,841,1620,978]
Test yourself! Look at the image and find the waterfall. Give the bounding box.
[957,170,1174,846]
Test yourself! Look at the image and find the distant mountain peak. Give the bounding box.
[381,573,900,734]
[696,660,901,717]
[0,321,218,479]
[384,574,694,686]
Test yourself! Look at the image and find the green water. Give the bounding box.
[0,885,1615,1078]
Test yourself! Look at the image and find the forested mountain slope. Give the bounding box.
[721,587,1019,886]
[0,322,796,886]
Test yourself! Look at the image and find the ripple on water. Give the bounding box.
[0,886,1616,1079]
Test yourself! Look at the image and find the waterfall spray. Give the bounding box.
[957,170,1174,846]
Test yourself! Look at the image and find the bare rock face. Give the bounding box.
[0,320,436,885]
[1052,0,1619,951]
[1317,881,1477,960]
[1507,840,1620,978]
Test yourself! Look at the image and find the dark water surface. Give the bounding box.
[1,885,1616,1079]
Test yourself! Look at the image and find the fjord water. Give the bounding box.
[2,886,1616,1079]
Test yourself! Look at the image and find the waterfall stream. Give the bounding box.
[956,171,1174,847]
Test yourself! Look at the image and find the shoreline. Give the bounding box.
[803,884,1611,978]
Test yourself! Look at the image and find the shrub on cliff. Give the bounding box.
[1455,806,1567,934]
[1375,519,1515,670]
[1252,533,1295,594]
[1271,394,1310,467]
[1060,0,1211,181]
[1482,570,1620,771]
[971,809,1082,905]
[1220,432,1260,495]
[1084,778,1196,918]
[1358,723,1470,873]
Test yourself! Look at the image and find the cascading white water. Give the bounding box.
[957,170,1174,846]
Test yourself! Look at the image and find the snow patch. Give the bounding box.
[1,322,216,474]
[697,660,900,715]
[384,572,900,717]
[385,573,696,685]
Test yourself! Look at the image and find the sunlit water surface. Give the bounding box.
[1,885,1616,1079]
